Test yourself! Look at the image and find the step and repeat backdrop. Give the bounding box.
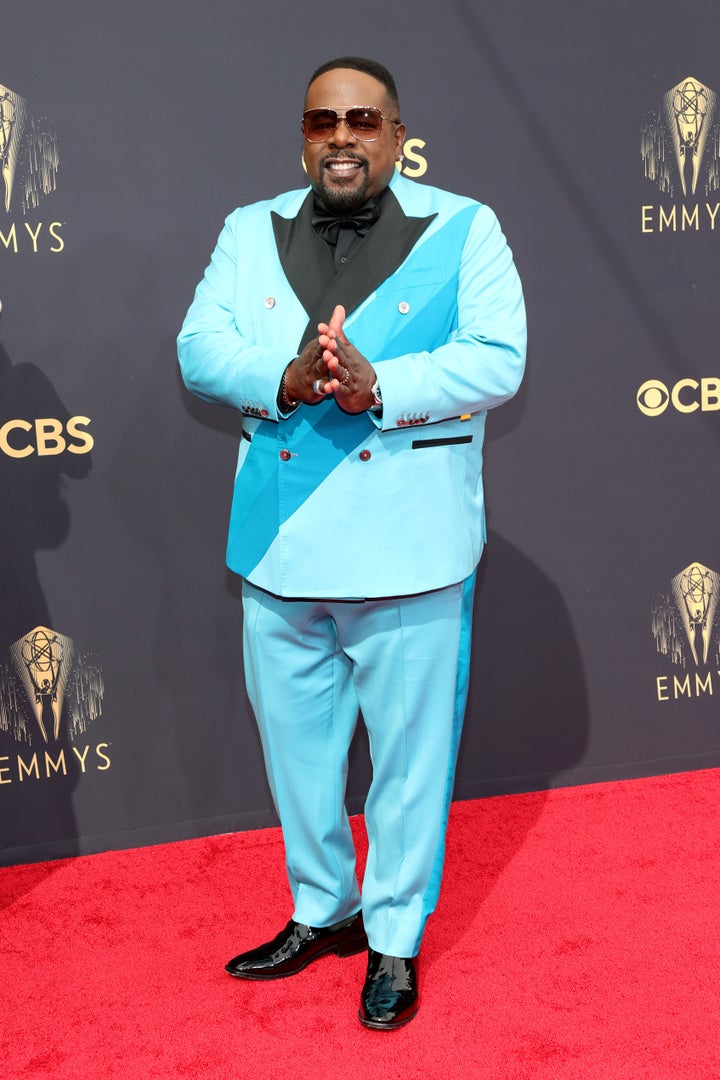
[1,0,719,864]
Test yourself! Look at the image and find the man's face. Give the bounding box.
[303,68,406,211]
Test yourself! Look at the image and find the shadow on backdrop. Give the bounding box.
[0,338,91,877]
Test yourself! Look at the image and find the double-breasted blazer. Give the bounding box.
[178,171,526,598]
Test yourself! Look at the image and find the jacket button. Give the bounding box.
[279,449,291,461]
[264,297,276,309]
[359,449,371,461]
[398,301,410,314]
[260,408,269,418]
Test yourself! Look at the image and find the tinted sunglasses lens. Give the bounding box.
[303,110,339,141]
[346,109,383,139]
[303,109,383,141]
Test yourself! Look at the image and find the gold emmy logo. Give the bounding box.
[672,563,719,666]
[642,77,719,198]
[11,627,70,742]
[0,84,26,213]
[0,627,109,785]
[0,627,104,746]
[641,77,720,234]
[652,563,720,702]
[0,80,59,218]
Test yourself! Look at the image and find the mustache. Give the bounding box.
[319,152,368,168]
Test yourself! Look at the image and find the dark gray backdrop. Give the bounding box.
[1,0,719,865]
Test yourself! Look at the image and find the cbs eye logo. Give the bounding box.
[636,378,720,416]
[636,380,670,416]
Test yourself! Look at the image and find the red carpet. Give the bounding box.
[2,769,719,1079]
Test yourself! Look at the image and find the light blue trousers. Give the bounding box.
[241,573,475,958]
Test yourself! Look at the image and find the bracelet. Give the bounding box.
[281,366,300,408]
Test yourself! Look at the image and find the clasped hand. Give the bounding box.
[283,305,376,413]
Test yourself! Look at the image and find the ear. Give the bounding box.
[394,123,407,158]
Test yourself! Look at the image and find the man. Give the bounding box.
[178,56,525,1030]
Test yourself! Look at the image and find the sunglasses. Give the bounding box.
[301,107,399,143]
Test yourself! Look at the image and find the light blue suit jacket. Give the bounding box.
[178,171,526,598]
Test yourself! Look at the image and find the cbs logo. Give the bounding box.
[636,379,720,417]
[0,417,93,458]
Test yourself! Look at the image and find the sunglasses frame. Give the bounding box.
[301,106,400,143]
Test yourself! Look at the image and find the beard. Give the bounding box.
[315,154,370,212]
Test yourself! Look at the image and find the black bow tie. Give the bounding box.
[311,199,380,244]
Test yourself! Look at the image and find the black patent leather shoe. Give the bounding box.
[225,913,366,980]
[359,947,419,1029]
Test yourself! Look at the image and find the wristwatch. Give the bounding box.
[370,376,382,411]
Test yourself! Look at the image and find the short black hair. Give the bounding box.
[306,57,400,114]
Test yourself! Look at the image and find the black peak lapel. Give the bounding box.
[271,193,335,320]
[273,189,436,353]
[319,192,435,324]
